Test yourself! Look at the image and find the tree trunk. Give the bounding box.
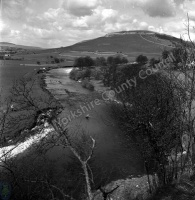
[82,163,93,200]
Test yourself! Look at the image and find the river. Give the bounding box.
[45,68,145,186]
[0,61,145,193]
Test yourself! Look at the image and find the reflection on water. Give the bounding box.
[46,68,91,95]
[45,68,145,186]
[64,67,73,74]
[0,64,145,188]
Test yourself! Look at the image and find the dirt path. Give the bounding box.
[139,33,175,49]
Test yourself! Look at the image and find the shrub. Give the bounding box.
[136,54,148,64]
[74,56,95,69]
[162,50,169,59]
[69,69,84,81]
[84,56,94,67]
[121,57,128,64]
[82,68,91,79]
[107,55,129,65]
[76,71,84,80]
[74,57,85,69]
[69,68,92,81]
[150,58,159,67]
[81,80,94,91]
[91,69,102,80]
[171,47,188,65]
[107,56,114,65]
[95,57,107,66]
[69,69,77,80]
[54,57,60,63]
[70,69,80,80]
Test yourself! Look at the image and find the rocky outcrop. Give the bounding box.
[93,175,159,200]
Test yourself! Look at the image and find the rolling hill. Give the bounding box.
[64,30,179,53]
[8,30,183,63]
[0,42,43,50]
[35,30,181,61]
[41,30,180,53]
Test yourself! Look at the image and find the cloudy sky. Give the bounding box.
[0,0,195,48]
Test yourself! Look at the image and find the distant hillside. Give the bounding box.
[38,30,182,57]
[0,42,15,46]
[11,30,183,63]
[0,42,43,50]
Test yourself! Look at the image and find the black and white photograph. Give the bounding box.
[1,0,195,199]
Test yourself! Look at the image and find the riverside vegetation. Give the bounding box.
[67,40,195,199]
[1,29,195,199]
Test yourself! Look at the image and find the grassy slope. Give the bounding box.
[66,34,167,53]
[0,42,42,50]
[39,31,180,54]
[32,31,181,62]
[11,31,182,63]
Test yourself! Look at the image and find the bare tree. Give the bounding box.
[0,75,97,199]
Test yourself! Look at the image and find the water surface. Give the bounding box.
[45,68,145,186]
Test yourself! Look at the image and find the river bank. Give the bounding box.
[0,67,152,199]
[43,68,166,199]
[0,68,61,151]
[1,63,195,199]
[44,68,148,184]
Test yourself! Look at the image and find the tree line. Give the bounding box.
[74,55,128,69]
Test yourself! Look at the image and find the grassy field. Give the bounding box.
[11,49,160,65]
[12,52,60,63]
